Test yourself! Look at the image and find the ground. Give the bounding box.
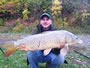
[64,35,90,68]
[0,34,90,68]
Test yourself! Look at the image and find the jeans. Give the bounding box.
[27,51,64,68]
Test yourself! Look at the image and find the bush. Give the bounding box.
[27,0,51,19]
[0,18,4,26]
[22,9,30,20]
[13,18,24,32]
[53,18,68,28]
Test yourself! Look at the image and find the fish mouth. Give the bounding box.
[78,40,83,44]
[68,40,83,46]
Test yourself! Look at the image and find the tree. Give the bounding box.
[27,0,51,19]
[51,0,62,18]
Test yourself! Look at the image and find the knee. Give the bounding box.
[51,54,65,66]
[27,51,34,59]
[51,58,64,66]
[57,58,64,65]
[27,51,39,60]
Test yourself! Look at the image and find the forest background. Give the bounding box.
[0,0,90,34]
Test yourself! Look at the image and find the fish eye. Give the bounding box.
[76,37,78,39]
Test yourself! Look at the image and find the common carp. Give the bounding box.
[0,30,83,58]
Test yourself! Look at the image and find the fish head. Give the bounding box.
[66,31,83,45]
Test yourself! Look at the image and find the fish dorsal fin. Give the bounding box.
[43,48,52,56]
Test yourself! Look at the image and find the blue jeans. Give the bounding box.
[27,51,64,68]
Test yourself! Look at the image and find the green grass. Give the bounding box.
[0,48,90,68]
[0,50,27,68]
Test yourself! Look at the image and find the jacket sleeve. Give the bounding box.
[32,27,40,35]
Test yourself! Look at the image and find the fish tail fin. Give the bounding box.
[4,47,18,58]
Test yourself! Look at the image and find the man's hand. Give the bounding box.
[19,45,26,50]
[60,44,69,57]
[19,45,30,52]
[57,44,65,49]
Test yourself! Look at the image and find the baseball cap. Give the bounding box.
[40,13,51,19]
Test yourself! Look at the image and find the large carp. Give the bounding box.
[0,30,83,58]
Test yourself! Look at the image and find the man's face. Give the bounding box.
[40,16,52,29]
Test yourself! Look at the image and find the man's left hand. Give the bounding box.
[57,44,65,49]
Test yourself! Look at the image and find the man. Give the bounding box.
[27,13,66,68]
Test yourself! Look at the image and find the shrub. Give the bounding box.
[51,0,62,18]
[54,18,68,28]
[0,18,4,26]
[22,9,30,20]
[13,18,24,32]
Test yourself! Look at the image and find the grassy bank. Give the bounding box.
[0,45,90,68]
[0,26,90,36]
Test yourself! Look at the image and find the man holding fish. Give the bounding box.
[27,13,66,68]
[0,13,82,68]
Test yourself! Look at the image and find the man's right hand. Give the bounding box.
[19,45,30,52]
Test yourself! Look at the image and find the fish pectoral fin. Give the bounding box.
[4,47,17,58]
[60,44,69,57]
[44,48,52,56]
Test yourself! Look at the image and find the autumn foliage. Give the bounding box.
[0,0,89,33]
